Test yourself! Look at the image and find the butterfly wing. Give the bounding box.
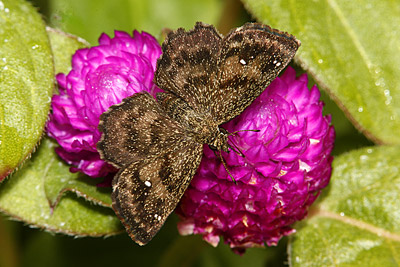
[154,22,222,113]
[154,22,300,124]
[211,23,300,123]
[112,142,203,245]
[98,92,191,168]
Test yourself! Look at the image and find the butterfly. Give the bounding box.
[97,22,300,245]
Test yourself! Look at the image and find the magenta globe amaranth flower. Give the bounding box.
[47,31,162,178]
[176,67,335,254]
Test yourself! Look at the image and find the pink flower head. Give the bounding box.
[176,67,335,254]
[47,30,162,178]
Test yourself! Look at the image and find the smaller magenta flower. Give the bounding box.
[176,67,335,254]
[47,31,162,178]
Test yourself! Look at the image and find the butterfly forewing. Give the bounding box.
[154,23,300,125]
[112,142,203,245]
[211,23,300,123]
[98,92,191,168]
[154,22,222,114]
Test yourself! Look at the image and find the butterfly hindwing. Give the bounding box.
[111,142,203,245]
[97,92,190,168]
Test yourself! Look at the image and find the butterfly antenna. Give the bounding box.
[227,140,245,158]
[228,129,260,136]
[226,129,260,158]
[211,149,237,184]
[219,151,237,185]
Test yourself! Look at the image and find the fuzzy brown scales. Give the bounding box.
[111,142,202,245]
[97,22,300,245]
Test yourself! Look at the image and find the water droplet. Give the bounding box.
[383,89,392,105]
[239,59,246,65]
[3,65,8,70]
[318,59,323,64]
[367,148,373,153]
[59,222,65,227]
[340,212,345,216]
[276,62,281,66]
[144,180,152,187]
[32,44,39,49]
[358,107,363,112]
[360,155,368,161]
[4,7,8,13]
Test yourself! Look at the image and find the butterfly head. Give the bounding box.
[207,127,230,153]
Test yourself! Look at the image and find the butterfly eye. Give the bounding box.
[209,144,218,151]
[219,127,228,134]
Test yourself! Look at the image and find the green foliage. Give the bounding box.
[243,0,400,145]
[289,146,400,266]
[47,0,223,44]
[0,138,121,235]
[0,0,54,181]
[47,27,89,75]
[1,0,400,266]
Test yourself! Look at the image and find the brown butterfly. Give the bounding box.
[97,22,300,245]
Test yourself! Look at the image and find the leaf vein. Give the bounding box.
[316,209,400,242]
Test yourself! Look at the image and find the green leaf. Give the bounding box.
[44,169,112,209]
[47,27,89,75]
[0,0,54,181]
[0,138,122,235]
[289,146,400,266]
[44,28,113,208]
[48,0,223,45]
[243,0,400,145]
